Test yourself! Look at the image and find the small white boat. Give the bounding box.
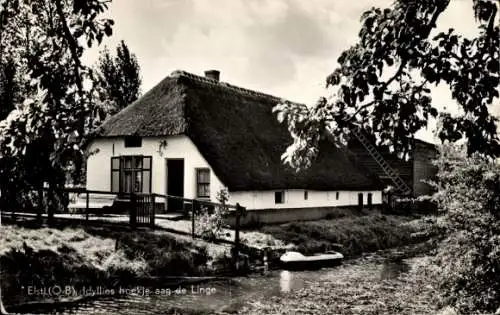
[279,251,344,270]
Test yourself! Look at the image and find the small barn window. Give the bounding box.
[304,190,308,200]
[275,191,285,204]
[196,168,210,198]
[358,193,364,209]
[124,136,142,148]
[336,192,340,200]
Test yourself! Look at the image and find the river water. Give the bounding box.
[22,254,413,315]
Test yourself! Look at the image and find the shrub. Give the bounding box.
[427,144,500,314]
[194,189,230,241]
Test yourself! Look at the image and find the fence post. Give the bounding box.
[191,199,196,239]
[232,203,243,271]
[150,193,155,228]
[130,193,137,229]
[85,191,90,223]
[182,200,187,218]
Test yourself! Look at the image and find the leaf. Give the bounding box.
[487,59,499,73]
[104,25,113,37]
[386,56,394,66]
[367,72,378,85]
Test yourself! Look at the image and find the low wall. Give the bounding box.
[224,206,377,227]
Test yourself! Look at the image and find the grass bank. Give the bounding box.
[0,222,230,309]
[260,213,426,257]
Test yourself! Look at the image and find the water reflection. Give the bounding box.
[15,259,412,314]
[280,270,292,292]
[380,259,410,280]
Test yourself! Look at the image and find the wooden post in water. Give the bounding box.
[263,247,269,271]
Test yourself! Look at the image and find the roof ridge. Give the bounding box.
[169,70,296,104]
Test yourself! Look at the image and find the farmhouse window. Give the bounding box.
[196,168,210,198]
[336,192,340,200]
[124,136,142,148]
[367,193,373,209]
[304,190,308,200]
[275,191,285,204]
[111,156,152,193]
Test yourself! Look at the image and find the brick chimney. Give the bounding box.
[204,70,220,81]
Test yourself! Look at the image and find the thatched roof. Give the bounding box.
[95,70,384,191]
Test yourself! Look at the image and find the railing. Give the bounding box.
[1,187,249,271]
[150,193,241,238]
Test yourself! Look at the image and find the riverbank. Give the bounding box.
[260,212,431,257]
[0,222,233,309]
[1,213,438,313]
[20,240,441,315]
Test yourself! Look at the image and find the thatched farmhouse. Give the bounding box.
[85,70,385,221]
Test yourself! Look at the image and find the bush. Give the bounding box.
[428,144,500,314]
[194,189,230,241]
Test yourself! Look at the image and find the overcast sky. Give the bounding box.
[83,0,494,143]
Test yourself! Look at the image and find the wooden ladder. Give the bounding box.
[351,128,412,196]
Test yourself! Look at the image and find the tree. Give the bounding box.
[0,58,19,121]
[0,0,114,221]
[274,0,499,171]
[428,144,500,314]
[94,40,141,117]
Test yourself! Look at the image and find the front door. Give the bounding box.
[166,159,184,212]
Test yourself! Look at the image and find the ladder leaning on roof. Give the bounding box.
[350,128,412,196]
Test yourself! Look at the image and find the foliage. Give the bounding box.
[94,40,142,118]
[274,0,500,170]
[0,0,114,213]
[0,57,19,121]
[428,144,500,314]
[195,189,230,241]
